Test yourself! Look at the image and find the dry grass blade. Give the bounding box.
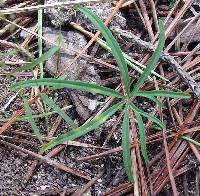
[138,0,154,41]
[130,110,147,195]
[159,107,178,195]
[152,101,200,194]
[149,0,159,31]
[165,12,200,52]
[0,17,22,36]
[104,182,132,195]
[25,114,64,183]
[181,17,200,51]
[165,0,194,37]
[188,143,200,163]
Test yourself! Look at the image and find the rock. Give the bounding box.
[75,2,126,31]
[45,0,126,30]
[43,27,88,79]
[110,168,126,186]
[44,0,75,28]
[43,27,100,120]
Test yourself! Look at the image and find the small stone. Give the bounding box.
[44,0,76,27]
[45,0,126,30]
[76,2,127,31]
[40,185,50,190]
[43,27,101,120]
[88,99,99,111]
[97,178,102,183]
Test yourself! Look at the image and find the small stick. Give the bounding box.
[112,27,200,98]
[196,170,200,196]
[149,0,159,31]
[138,0,154,41]
[165,0,194,38]
[0,0,109,14]
[0,39,33,58]
[159,107,178,195]
[0,139,91,180]
[0,18,22,36]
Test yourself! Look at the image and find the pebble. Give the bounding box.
[45,0,127,30]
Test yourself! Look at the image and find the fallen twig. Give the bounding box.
[0,139,91,180]
[159,107,178,195]
[0,39,33,58]
[0,0,109,14]
[112,27,200,98]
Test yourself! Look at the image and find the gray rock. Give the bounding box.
[43,27,100,120]
[43,27,88,79]
[45,0,126,30]
[44,0,76,28]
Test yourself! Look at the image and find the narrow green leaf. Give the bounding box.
[130,103,165,129]
[96,37,167,81]
[38,8,43,79]
[124,53,169,82]
[126,58,153,81]
[11,46,59,73]
[16,105,72,121]
[132,21,165,93]
[131,92,167,109]
[0,61,5,67]
[56,31,64,47]
[40,101,125,153]
[40,93,77,128]
[11,78,124,99]
[134,90,191,99]
[135,112,148,162]
[122,104,134,183]
[0,0,5,6]
[78,7,130,95]
[37,10,50,131]
[181,135,200,147]
[23,99,43,143]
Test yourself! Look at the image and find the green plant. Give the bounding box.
[168,0,176,8]
[10,7,191,183]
